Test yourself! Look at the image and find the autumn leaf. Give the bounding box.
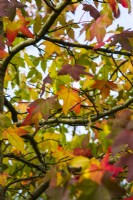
[116,153,133,182]
[109,30,133,52]
[108,0,118,16]
[0,49,8,59]
[56,86,81,115]
[3,126,26,154]
[73,148,92,158]
[22,96,60,127]
[82,4,100,20]
[91,80,117,99]
[0,0,25,20]
[88,152,123,184]
[6,9,34,45]
[100,152,123,177]
[121,0,129,8]
[0,173,8,186]
[123,197,133,200]
[89,14,112,43]
[58,64,93,81]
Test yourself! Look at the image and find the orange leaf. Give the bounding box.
[22,96,59,129]
[6,9,34,45]
[73,148,92,158]
[0,173,8,186]
[89,14,112,43]
[0,49,8,59]
[91,80,117,99]
[109,0,118,14]
[56,86,81,115]
[89,152,123,184]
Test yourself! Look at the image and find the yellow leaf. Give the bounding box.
[0,173,8,186]
[56,86,81,115]
[44,41,61,58]
[69,156,90,171]
[4,126,26,154]
[39,132,61,152]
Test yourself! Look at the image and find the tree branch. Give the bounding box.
[1,0,72,74]
[27,181,49,200]
[4,97,18,123]
[3,153,46,173]
[43,36,133,57]
[6,175,45,189]
[16,97,133,127]
[22,135,44,164]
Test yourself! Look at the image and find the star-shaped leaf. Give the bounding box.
[58,64,93,81]
[6,9,34,45]
[109,30,133,52]
[82,4,100,20]
[0,0,25,21]
[22,96,60,128]
[56,86,81,115]
[91,80,117,99]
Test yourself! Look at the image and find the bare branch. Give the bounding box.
[27,181,49,200]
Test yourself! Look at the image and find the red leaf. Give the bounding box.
[121,0,128,8]
[16,9,34,38]
[21,96,59,128]
[116,153,133,182]
[123,197,133,200]
[109,30,133,52]
[6,28,18,45]
[109,0,118,15]
[82,4,100,20]
[58,64,93,81]
[93,42,105,49]
[73,148,92,158]
[6,9,34,45]
[0,49,8,59]
[101,152,123,177]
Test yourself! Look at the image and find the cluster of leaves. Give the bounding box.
[0,0,133,199]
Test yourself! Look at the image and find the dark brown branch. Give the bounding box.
[1,0,72,74]
[16,96,133,127]
[43,0,57,12]
[6,175,45,189]
[4,97,18,123]
[3,153,46,173]
[27,181,49,200]
[43,36,133,57]
[22,135,44,164]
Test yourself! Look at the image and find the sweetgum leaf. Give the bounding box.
[112,129,133,154]
[58,64,93,81]
[56,86,81,115]
[116,153,133,181]
[108,0,119,16]
[109,30,133,52]
[6,9,34,45]
[82,4,100,20]
[91,80,117,99]
[0,0,25,21]
[22,96,60,127]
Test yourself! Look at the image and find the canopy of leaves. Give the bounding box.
[0,0,133,199]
